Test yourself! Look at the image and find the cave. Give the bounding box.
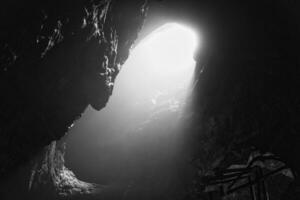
[0,0,299,200]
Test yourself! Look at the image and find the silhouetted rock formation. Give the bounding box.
[0,0,148,179]
[28,141,103,199]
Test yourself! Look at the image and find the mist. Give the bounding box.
[63,23,198,198]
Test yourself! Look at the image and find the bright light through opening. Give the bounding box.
[64,23,200,186]
[110,23,199,111]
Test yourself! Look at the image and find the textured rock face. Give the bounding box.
[28,141,102,199]
[0,140,108,199]
[0,0,148,178]
[188,0,300,172]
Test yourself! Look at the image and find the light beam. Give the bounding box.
[109,23,199,114]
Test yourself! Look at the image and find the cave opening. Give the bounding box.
[63,22,199,196]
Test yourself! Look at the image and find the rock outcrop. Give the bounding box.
[0,0,148,179]
[28,141,103,199]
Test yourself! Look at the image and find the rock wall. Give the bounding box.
[0,0,148,179]
[28,141,101,199]
[189,0,300,173]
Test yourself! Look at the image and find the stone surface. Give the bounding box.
[0,0,148,179]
